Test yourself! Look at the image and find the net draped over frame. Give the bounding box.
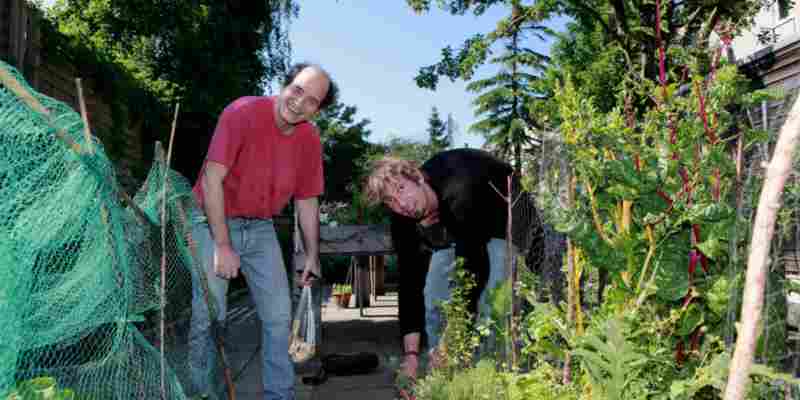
[0,60,218,399]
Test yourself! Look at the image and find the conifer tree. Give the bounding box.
[427,106,452,151]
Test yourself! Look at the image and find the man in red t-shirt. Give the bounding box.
[189,63,337,400]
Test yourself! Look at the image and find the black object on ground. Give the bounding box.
[302,352,380,385]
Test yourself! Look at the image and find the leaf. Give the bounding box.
[707,275,735,318]
[677,303,704,336]
[695,237,724,260]
[573,317,648,399]
[648,234,691,302]
[676,203,733,227]
[749,363,800,385]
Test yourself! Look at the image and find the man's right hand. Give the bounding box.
[214,243,240,279]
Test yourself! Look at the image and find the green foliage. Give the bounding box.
[315,100,377,202]
[427,106,453,151]
[438,259,485,371]
[668,350,731,400]
[484,279,512,359]
[545,22,626,115]
[415,358,582,400]
[408,2,792,399]
[552,59,773,323]
[47,0,296,115]
[406,0,503,16]
[573,316,648,399]
[379,137,438,166]
[521,301,568,361]
[415,359,508,400]
[669,350,800,400]
[7,377,76,400]
[412,1,551,169]
[332,284,352,295]
[32,9,166,179]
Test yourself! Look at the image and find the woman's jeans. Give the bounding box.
[424,238,510,350]
[189,214,293,400]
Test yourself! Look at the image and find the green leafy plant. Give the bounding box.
[7,377,76,400]
[437,258,486,373]
[332,284,352,295]
[552,46,779,368]
[415,359,508,400]
[573,315,648,399]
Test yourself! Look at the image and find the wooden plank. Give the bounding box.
[319,224,393,256]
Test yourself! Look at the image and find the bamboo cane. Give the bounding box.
[159,103,179,400]
[75,78,94,154]
[171,177,237,400]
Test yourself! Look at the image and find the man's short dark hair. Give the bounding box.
[283,62,339,110]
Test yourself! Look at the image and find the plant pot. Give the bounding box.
[336,293,351,308]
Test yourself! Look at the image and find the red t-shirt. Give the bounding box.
[192,96,324,219]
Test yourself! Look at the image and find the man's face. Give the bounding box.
[277,67,329,125]
[383,175,428,219]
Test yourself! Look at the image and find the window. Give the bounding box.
[778,0,792,20]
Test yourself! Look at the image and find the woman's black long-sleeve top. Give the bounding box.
[391,148,515,338]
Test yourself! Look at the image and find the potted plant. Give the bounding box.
[332,284,352,308]
[331,284,342,304]
[340,284,352,308]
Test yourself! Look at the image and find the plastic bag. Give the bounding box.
[289,285,316,363]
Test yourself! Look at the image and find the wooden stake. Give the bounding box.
[159,102,179,400]
[75,78,94,154]
[173,194,237,400]
[0,65,82,153]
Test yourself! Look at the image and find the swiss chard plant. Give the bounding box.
[549,17,782,395]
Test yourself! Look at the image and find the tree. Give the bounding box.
[411,1,550,171]
[543,20,626,115]
[445,112,458,147]
[46,0,297,180]
[314,100,377,202]
[411,0,768,85]
[427,106,452,151]
[382,137,438,165]
[471,1,550,171]
[48,0,295,114]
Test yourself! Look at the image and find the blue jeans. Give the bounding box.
[189,213,293,400]
[424,238,510,350]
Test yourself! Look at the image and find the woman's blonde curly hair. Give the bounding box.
[363,156,424,206]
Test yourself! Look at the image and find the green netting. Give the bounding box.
[0,60,218,399]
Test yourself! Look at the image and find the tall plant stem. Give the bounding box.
[563,176,577,384]
[585,180,615,246]
[506,175,519,370]
[636,225,657,295]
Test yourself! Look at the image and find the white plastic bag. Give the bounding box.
[289,285,316,363]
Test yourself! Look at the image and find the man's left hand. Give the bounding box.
[299,256,320,287]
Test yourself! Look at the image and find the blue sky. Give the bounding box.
[288,1,566,147]
[38,0,565,147]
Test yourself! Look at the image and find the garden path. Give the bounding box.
[227,288,401,400]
